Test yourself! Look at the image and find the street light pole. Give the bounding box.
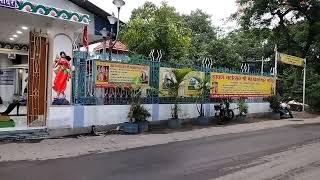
[99,0,125,61]
[99,28,108,60]
[108,26,113,61]
[108,0,125,61]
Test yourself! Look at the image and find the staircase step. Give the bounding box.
[0,128,49,142]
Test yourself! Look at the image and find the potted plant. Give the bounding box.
[267,95,281,113]
[194,76,211,125]
[162,68,192,129]
[123,77,151,134]
[236,98,248,121]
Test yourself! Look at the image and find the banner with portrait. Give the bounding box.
[95,61,150,88]
[210,72,273,97]
[184,71,205,97]
[159,67,205,97]
[159,67,175,97]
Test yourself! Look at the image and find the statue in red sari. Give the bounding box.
[53,52,71,101]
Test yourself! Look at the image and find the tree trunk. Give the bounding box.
[200,103,204,117]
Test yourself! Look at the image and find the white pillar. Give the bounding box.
[103,37,107,60]
[261,58,264,75]
[303,58,306,111]
[274,45,278,95]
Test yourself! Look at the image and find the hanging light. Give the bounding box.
[107,14,117,25]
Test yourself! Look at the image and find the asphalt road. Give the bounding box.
[2,123,320,180]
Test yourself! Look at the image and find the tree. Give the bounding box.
[120,2,192,63]
[226,28,273,61]
[162,68,192,119]
[182,9,217,65]
[234,0,320,57]
[206,38,242,68]
[194,76,210,117]
[234,0,320,110]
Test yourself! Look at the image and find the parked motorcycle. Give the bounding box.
[279,102,294,119]
[214,101,235,125]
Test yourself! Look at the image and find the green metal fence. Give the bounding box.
[73,51,271,105]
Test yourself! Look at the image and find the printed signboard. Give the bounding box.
[210,72,273,97]
[0,0,16,9]
[95,61,150,88]
[280,53,304,67]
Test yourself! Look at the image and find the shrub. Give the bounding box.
[129,104,151,122]
[267,95,280,112]
[306,81,320,112]
[237,98,248,115]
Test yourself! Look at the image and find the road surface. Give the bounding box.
[1,123,320,180]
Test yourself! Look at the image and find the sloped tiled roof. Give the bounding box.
[93,41,128,52]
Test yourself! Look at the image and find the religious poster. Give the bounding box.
[51,34,73,105]
[95,61,150,88]
[210,72,273,97]
[184,71,205,97]
[159,67,202,97]
[52,51,72,105]
[0,69,14,85]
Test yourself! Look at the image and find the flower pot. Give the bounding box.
[123,122,139,134]
[196,116,211,126]
[168,118,182,129]
[237,114,247,122]
[137,121,149,133]
[0,119,15,128]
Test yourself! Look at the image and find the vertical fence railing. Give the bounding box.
[73,51,86,105]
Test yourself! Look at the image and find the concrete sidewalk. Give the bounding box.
[0,116,320,162]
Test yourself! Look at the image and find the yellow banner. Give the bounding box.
[280,53,304,67]
[95,61,150,88]
[210,73,273,97]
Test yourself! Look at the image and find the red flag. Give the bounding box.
[83,26,89,48]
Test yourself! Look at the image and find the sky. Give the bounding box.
[89,0,238,30]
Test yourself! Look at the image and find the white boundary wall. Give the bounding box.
[47,103,271,129]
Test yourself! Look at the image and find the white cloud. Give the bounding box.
[88,0,238,29]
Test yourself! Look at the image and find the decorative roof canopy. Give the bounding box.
[0,42,28,51]
[16,0,90,24]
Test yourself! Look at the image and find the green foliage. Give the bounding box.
[237,99,248,115]
[306,68,320,112]
[267,95,281,113]
[194,76,210,117]
[306,82,320,112]
[162,68,192,119]
[182,9,217,65]
[163,68,193,97]
[207,38,242,68]
[226,28,273,61]
[121,2,192,63]
[128,104,151,122]
[128,77,151,122]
